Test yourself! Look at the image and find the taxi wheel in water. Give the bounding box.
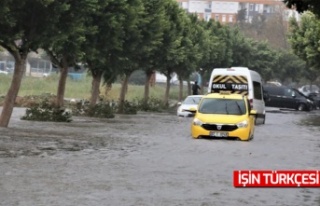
[243,133,254,141]
[297,103,306,111]
[249,134,254,141]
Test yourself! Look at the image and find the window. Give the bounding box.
[222,15,226,22]
[249,4,254,11]
[205,14,211,22]
[253,81,262,100]
[229,15,233,22]
[284,88,294,97]
[215,14,219,21]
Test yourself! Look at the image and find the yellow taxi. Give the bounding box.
[189,92,257,141]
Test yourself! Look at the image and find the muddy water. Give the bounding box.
[0,108,320,206]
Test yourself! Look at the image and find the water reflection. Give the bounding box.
[299,115,320,127]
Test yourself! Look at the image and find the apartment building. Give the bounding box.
[176,0,298,23]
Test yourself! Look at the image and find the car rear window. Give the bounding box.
[199,98,246,115]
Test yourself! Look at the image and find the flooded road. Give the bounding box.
[0,108,320,206]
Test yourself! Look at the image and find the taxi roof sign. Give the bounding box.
[219,91,232,95]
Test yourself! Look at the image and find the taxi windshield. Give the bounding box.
[198,98,246,115]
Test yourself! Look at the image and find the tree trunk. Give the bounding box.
[0,54,27,127]
[163,74,171,107]
[56,64,68,107]
[179,77,183,102]
[104,82,112,97]
[118,74,130,114]
[187,79,191,95]
[143,70,153,104]
[90,71,102,106]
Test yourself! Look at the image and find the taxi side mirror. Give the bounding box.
[250,109,257,115]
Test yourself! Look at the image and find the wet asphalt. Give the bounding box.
[0,107,320,206]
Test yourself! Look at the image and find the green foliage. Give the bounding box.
[247,40,278,80]
[136,97,165,112]
[129,70,145,85]
[120,100,138,115]
[200,20,231,74]
[72,99,138,116]
[289,12,320,81]
[21,99,72,122]
[237,9,247,23]
[273,50,305,83]
[72,100,116,118]
[283,0,320,16]
[2,0,310,127]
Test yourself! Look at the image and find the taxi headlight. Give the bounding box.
[193,118,203,126]
[307,99,313,103]
[237,120,248,128]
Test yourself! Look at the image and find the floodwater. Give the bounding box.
[0,107,320,206]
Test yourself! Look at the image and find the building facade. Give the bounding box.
[176,0,298,24]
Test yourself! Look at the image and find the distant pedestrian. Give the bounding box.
[192,81,201,95]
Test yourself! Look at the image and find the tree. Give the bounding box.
[42,0,98,107]
[262,13,290,49]
[236,6,290,51]
[199,20,233,88]
[272,50,304,84]
[283,0,320,16]
[0,0,68,127]
[237,8,247,23]
[139,0,168,104]
[247,40,277,81]
[251,14,267,36]
[114,0,145,114]
[82,0,134,106]
[174,14,206,100]
[228,27,252,67]
[157,1,187,106]
[289,12,320,82]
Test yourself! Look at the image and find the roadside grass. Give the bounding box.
[0,74,189,101]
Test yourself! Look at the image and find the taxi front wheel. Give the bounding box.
[243,134,254,141]
[249,135,254,141]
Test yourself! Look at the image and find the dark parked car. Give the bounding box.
[264,86,313,111]
[308,92,320,109]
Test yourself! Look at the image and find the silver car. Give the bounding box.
[177,95,203,117]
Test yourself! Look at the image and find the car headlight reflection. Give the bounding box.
[237,120,248,128]
[193,118,203,126]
